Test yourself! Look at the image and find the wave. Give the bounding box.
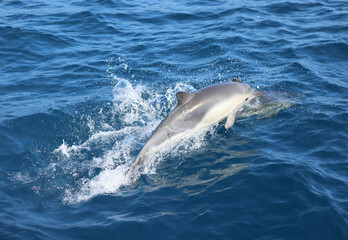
[298,42,348,62]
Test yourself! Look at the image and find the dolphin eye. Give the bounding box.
[245,98,249,101]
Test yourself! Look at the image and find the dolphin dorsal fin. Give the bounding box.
[176,92,195,106]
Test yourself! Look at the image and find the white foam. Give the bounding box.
[64,164,131,203]
[53,140,87,158]
[12,172,33,184]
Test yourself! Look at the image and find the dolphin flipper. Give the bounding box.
[225,112,236,129]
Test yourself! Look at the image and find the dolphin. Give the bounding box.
[130,80,262,172]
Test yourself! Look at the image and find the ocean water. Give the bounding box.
[0,0,347,239]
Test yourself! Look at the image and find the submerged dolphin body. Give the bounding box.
[237,91,297,119]
[130,81,262,171]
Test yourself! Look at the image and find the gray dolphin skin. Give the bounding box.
[130,80,262,171]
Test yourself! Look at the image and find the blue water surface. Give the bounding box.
[1,0,348,239]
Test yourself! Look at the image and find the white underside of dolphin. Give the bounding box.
[129,80,262,173]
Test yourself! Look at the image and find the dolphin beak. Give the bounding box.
[252,90,262,97]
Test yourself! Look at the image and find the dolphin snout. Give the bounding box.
[252,90,262,97]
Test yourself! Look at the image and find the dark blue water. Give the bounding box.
[1,0,348,239]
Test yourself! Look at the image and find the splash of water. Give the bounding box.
[51,77,207,204]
